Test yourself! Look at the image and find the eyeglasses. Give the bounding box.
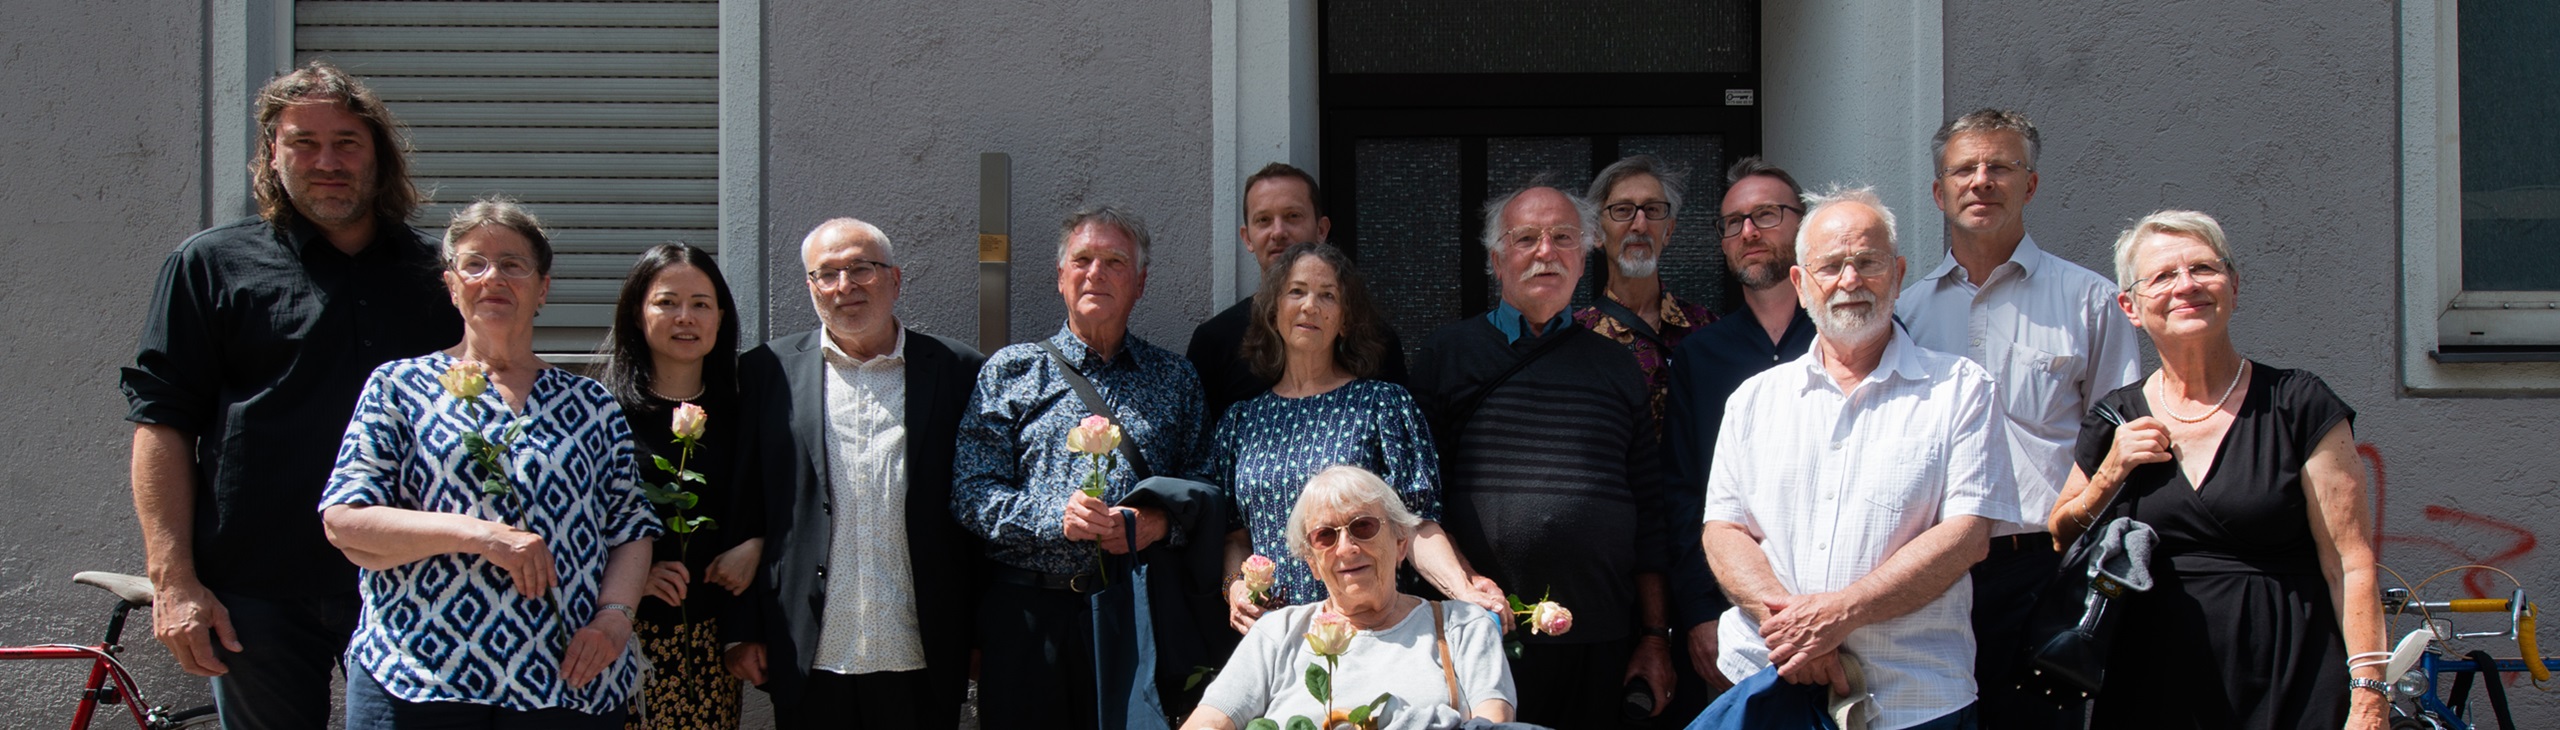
[1805,252,1892,282]
[2130,260,2230,296]
[1501,226,1584,252]
[1938,160,2032,181]
[807,259,895,289]
[451,254,538,281]
[1305,515,1383,550]
[1603,202,1675,222]
[1719,205,1804,238]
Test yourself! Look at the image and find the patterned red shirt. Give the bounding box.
[1573,291,1717,432]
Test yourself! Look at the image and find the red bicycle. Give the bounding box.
[1,572,217,729]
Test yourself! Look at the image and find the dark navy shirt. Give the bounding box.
[952,325,1208,574]
[1207,379,1441,605]
[1660,305,1816,627]
[121,216,462,597]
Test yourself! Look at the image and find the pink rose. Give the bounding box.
[1241,555,1276,597]
[438,360,489,400]
[1066,414,1121,456]
[1305,611,1356,657]
[1530,601,1573,636]
[671,402,708,441]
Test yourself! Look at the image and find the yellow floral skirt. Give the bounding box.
[626,616,740,730]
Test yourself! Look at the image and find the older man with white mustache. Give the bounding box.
[1411,180,1676,727]
[1699,185,2011,730]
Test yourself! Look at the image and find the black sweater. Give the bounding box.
[1411,315,1669,644]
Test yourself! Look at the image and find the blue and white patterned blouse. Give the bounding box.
[320,352,663,715]
[953,325,1208,574]
[1208,379,1443,606]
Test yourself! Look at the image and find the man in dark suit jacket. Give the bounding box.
[722,218,987,728]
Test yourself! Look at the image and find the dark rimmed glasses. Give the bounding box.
[807,259,895,289]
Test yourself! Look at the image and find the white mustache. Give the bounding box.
[1828,289,1875,308]
[1519,260,1567,283]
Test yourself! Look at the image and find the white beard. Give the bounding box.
[1614,249,1658,279]
[1813,288,1891,345]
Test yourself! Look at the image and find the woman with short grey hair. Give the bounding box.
[1184,466,1516,730]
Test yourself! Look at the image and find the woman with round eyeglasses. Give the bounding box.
[1207,242,1504,635]
[1184,466,1516,729]
[321,197,661,728]
[2045,211,2382,730]
[599,243,758,729]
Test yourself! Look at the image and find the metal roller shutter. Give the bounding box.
[296,0,720,358]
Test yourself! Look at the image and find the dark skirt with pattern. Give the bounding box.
[626,616,740,730]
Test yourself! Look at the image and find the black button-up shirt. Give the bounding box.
[1661,305,1817,627]
[121,216,462,597]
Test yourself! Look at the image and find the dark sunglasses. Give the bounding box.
[1306,515,1384,550]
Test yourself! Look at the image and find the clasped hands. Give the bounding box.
[1758,591,1859,695]
[1062,490,1166,554]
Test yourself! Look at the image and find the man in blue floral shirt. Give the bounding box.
[953,205,1208,729]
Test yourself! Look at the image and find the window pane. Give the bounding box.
[1327,0,1754,74]
[1355,138,1466,357]
[2459,0,2560,290]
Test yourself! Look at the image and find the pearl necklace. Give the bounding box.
[2155,360,2244,423]
[649,382,707,402]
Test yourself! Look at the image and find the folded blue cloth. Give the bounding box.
[1682,665,1841,730]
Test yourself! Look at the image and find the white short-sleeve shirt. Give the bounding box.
[1703,331,2016,730]
[1898,235,2143,535]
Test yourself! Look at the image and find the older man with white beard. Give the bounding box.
[1700,186,2011,730]
[1573,155,1717,431]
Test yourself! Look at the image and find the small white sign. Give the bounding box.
[1725,89,1756,106]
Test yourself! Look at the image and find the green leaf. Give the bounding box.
[676,492,700,510]
[502,417,529,443]
[638,481,679,505]
[1245,719,1281,730]
[1284,717,1317,730]
[1347,705,1370,725]
[461,431,489,451]
[651,454,679,473]
[678,469,707,485]
[481,478,511,496]
[686,516,718,532]
[1184,665,1219,692]
[668,519,693,535]
[1303,663,1331,705]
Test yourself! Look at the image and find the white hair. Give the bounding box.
[1478,183,1601,256]
[1283,465,1422,563]
[2111,209,2237,291]
[799,218,896,267]
[1793,184,1899,262]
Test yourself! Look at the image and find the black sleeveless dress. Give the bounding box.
[2077,362,2356,729]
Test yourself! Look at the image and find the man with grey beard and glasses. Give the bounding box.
[1573,155,1717,433]
[1701,185,2010,730]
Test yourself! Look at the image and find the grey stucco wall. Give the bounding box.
[1946,0,2560,720]
[759,0,1215,354]
[0,0,216,721]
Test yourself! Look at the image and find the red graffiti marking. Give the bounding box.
[2365,442,2541,598]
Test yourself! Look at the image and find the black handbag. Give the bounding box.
[2017,404,2153,701]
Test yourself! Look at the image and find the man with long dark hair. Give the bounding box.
[120,61,460,727]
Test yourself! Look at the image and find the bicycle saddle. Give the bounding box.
[73,571,155,607]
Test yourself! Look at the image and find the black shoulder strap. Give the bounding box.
[1592,295,1663,345]
[1039,340,1155,479]
[1440,329,1578,448]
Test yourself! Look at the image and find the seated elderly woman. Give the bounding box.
[1185,465,1516,729]
[319,198,662,728]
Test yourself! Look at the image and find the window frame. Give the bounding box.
[2399,0,2560,392]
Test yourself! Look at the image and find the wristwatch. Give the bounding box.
[600,603,637,621]
[2348,677,2390,698]
[1642,625,1675,642]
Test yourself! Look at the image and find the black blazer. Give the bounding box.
[722,328,986,710]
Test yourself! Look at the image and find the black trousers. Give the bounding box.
[1511,635,1637,729]
[211,588,359,729]
[1970,534,2074,730]
[975,579,1100,730]
[775,667,948,730]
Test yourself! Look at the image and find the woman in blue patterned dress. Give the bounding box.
[1214,242,1506,634]
[320,198,663,728]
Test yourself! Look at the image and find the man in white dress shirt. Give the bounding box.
[1702,186,2012,730]
[1898,108,2142,728]
[724,219,986,727]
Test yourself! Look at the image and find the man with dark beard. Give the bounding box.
[1572,155,1716,431]
[1700,185,2008,730]
[1659,156,1820,713]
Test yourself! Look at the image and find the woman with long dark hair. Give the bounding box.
[599,243,758,729]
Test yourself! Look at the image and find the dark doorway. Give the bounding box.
[1319,1,1762,354]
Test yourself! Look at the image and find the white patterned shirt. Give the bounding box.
[1899,235,2143,536]
[322,353,662,714]
[809,329,926,674]
[1703,331,2014,730]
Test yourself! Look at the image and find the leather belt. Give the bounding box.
[1992,532,2053,553]
[990,563,1105,594]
